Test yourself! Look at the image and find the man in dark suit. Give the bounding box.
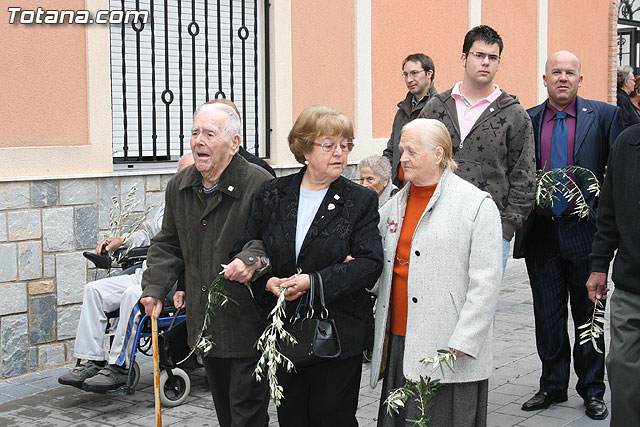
[514,51,621,420]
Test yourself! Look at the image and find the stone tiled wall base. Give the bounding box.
[0,173,171,379]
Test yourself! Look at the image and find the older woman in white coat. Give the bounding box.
[370,119,502,427]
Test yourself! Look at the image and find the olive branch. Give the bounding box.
[177,270,237,364]
[578,299,606,353]
[385,349,456,426]
[535,166,600,219]
[253,269,302,406]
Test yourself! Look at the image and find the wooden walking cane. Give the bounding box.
[152,304,162,427]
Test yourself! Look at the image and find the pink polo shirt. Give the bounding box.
[451,82,502,142]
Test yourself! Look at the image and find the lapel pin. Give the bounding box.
[227,185,234,192]
[582,108,587,112]
[328,203,335,211]
[334,194,340,200]
[489,107,495,112]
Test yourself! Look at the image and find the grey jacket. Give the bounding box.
[419,88,536,240]
[370,169,502,386]
[382,85,437,186]
[141,154,273,357]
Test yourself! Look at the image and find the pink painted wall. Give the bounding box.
[0,0,89,148]
[371,0,468,139]
[548,0,610,103]
[290,0,355,124]
[483,0,539,109]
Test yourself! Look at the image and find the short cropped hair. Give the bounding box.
[402,119,457,172]
[462,25,503,55]
[193,102,241,139]
[617,65,634,90]
[359,155,392,182]
[402,53,436,81]
[288,105,354,164]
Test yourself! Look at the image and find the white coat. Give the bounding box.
[370,168,502,387]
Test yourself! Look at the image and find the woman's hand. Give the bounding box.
[266,274,310,301]
[449,347,468,358]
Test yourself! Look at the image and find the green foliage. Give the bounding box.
[535,166,600,219]
[254,287,297,407]
[384,350,456,426]
[578,299,606,353]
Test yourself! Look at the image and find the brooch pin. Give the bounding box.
[334,194,340,200]
[387,219,398,233]
[489,107,495,112]
[227,185,234,192]
[328,203,335,211]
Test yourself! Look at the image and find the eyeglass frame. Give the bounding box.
[311,138,354,153]
[466,50,500,63]
[402,69,430,79]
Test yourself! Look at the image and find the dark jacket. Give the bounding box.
[590,124,640,295]
[231,168,384,358]
[383,85,437,186]
[616,88,640,129]
[141,154,273,357]
[513,97,622,258]
[419,88,536,240]
[239,146,276,177]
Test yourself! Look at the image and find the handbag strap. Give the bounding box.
[314,272,330,320]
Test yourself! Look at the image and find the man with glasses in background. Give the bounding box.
[420,25,535,270]
[382,53,437,187]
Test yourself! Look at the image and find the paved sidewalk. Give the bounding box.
[0,258,611,426]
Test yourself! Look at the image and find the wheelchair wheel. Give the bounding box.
[129,361,141,388]
[159,368,190,407]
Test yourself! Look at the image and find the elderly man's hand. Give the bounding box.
[586,272,609,303]
[140,296,163,318]
[173,291,186,309]
[223,257,262,283]
[95,237,124,254]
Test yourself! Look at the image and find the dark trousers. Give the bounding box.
[524,215,605,399]
[277,355,363,427]
[203,356,269,427]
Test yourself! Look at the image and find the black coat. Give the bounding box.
[231,167,384,358]
[616,88,640,130]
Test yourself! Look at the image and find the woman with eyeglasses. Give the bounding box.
[231,105,383,426]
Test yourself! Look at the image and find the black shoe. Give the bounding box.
[584,397,608,420]
[521,390,568,411]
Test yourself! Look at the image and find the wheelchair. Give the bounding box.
[82,245,196,407]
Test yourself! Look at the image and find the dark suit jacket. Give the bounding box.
[513,96,622,258]
[231,167,384,358]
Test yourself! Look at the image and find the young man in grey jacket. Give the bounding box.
[419,25,535,269]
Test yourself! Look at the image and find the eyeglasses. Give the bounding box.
[402,70,426,79]
[312,138,354,153]
[467,51,500,63]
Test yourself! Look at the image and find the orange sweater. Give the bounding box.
[391,183,436,336]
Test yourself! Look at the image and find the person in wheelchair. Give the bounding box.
[58,155,194,392]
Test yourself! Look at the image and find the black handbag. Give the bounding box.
[157,310,190,369]
[280,271,342,368]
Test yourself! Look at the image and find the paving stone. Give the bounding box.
[0,213,7,242]
[38,343,66,369]
[486,411,528,426]
[59,179,97,205]
[518,413,573,426]
[29,295,56,344]
[1,314,28,378]
[56,304,82,340]
[43,255,55,278]
[28,279,54,295]
[145,175,162,192]
[0,282,27,315]
[42,207,74,251]
[18,241,42,280]
[98,177,120,229]
[0,243,17,282]
[0,183,30,210]
[32,180,58,208]
[7,210,41,241]
[74,206,98,250]
[55,252,86,305]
